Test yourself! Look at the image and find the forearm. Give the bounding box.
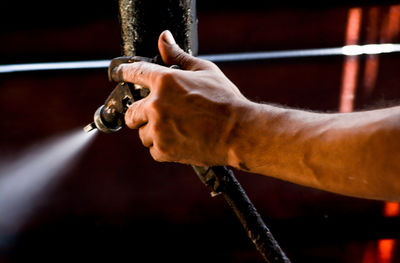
[228,103,400,201]
[115,31,399,201]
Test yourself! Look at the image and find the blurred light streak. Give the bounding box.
[1,44,400,74]
[339,7,362,113]
[383,201,400,217]
[362,54,379,97]
[362,242,377,263]
[378,239,396,263]
[381,5,400,43]
[0,60,110,73]
[362,7,381,98]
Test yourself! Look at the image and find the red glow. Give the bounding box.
[345,8,363,45]
[380,5,400,42]
[383,202,400,217]
[362,242,377,263]
[339,8,362,113]
[366,7,381,42]
[378,239,396,263]
[362,7,380,97]
[340,57,359,112]
[362,56,379,97]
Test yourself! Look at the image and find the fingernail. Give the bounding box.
[163,30,176,45]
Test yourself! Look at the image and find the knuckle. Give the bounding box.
[152,121,165,135]
[124,107,136,128]
[156,143,169,159]
[142,141,151,148]
[113,65,125,82]
[130,62,145,77]
[155,70,173,88]
[175,52,193,69]
[150,149,162,162]
[150,146,168,162]
[125,116,134,129]
[205,60,218,70]
[148,98,162,114]
[119,61,147,84]
[121,64,133,79]
[138,128,146,140]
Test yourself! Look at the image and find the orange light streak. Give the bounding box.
[380,5,400,43]
[378,239,396,263]
[362,56,379,97]
[362,242,377,263]
[362,7,380,98]
[339,8,362,113]
[384,202,400,217]
[378,201,399,262]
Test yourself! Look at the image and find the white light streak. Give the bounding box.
[0,44,400,73]
[199,48,344,62]
[0,60,110,73]
[341,44,399,56]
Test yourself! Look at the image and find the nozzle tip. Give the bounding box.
[83,122,97,133]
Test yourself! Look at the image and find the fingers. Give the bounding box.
[149,145,170,163]
[158,30,212,71]
[126,99,154,148]
[111,61,169,90]
[125,100,168,162]
[108,56,153,82]
[138,125,153,147]
[127,106,167,162]
[124,99,148,129]
[110,30,214,87]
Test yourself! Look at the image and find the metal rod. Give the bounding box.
[1,43,400,73]
[118,0,197,57]
[117,0,290,262]
[193,166,290,262]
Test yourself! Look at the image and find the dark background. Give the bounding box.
[0,1,400,262]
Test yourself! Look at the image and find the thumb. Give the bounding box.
[158,30,209,71]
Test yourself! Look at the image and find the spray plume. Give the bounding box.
[0,129,96,246]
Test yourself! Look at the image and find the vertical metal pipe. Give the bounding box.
[118,0,197,57]
[117,1,289,262]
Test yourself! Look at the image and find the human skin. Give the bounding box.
[112,30,400,201]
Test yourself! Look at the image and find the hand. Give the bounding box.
[111,30,251,166]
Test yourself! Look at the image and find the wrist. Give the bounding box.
[225,101,289,171]
[225,101,268,170]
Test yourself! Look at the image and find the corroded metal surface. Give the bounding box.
[118,0,135,56]
[118,0,197,57]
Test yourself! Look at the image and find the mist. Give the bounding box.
[0,129,96,245]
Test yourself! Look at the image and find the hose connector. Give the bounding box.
[83,56,153,133]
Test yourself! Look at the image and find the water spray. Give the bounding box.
[0,129,96,244]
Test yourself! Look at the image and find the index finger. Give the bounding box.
[111,61,170,90]
[108,56,154,82]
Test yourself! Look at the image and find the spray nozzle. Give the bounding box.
[84,56,155,133]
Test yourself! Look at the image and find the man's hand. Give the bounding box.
[111,30,251,166]
[111,30,400,201]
